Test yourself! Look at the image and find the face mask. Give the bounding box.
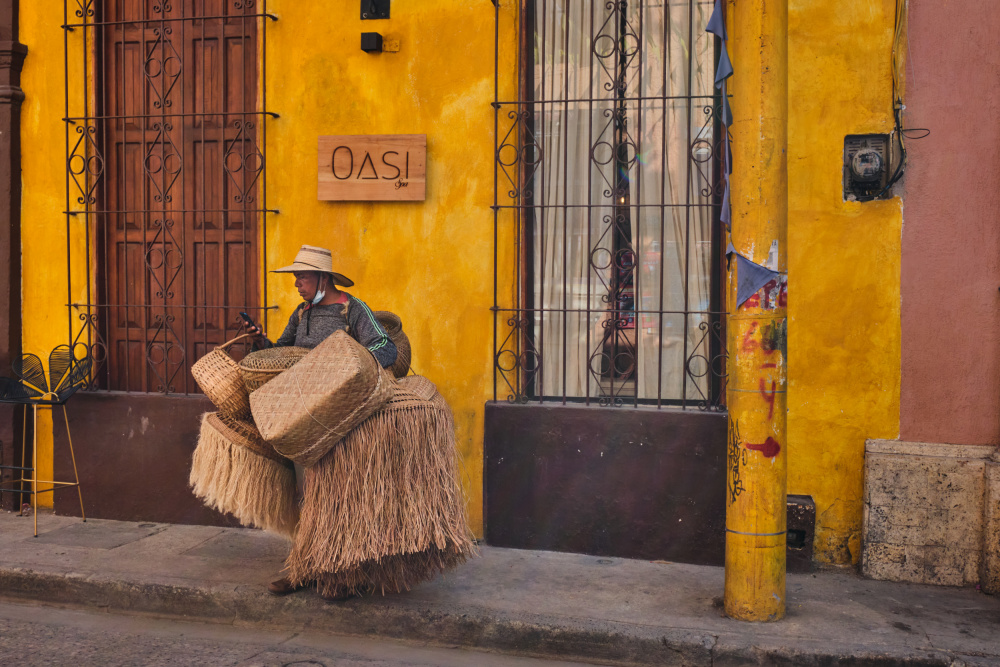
[311,275,327,305]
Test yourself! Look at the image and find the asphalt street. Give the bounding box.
[0,600,600,667]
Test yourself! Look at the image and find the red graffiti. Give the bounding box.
[758,378,777,418]
[742,277,788,311]
[741,321,759,352]
[745,437,781,458]
[760,363,777,369]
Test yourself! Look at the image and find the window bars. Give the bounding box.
[492,0,728,409]
[62,0,277,394]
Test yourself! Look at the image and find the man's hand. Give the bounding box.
[245,323,264,341]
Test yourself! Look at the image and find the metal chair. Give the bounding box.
[0,347,89,536]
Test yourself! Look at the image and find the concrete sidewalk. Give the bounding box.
[0,511,997,666]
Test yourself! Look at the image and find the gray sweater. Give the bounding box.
[256,294,397,368]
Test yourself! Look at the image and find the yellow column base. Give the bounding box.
[724,532,786,621]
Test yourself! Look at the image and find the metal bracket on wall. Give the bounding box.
[361,0,389,20]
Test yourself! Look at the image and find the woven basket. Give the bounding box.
[392,374,437,403]
[207,412,288,465]
[190,334,254,419]
[250,330,394,468]
[189,412,297,539]
[374,311,411,379]
[239,346,310,393]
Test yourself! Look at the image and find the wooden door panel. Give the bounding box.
[189,140,222,223]
[100,0,259,393]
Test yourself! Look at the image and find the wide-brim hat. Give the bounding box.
[271,245,354,287]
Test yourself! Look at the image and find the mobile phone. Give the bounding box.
[239,312,256,329]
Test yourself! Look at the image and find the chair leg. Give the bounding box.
[61,405,85,522]
[19,404,28,515]
[32,404,37,538]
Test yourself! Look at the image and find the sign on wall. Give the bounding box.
[317,134,426,201]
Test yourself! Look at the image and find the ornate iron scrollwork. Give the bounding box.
[491,0,726,409]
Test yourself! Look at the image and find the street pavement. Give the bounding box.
[0,599,593,666]
[0,511,998,666]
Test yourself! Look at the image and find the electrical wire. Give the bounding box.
[857,0,928,202]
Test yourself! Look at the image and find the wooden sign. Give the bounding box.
[317,134,426,201]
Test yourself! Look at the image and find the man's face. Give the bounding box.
[293,271,324,301]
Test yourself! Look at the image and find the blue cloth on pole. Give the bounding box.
[735,253,779,307]
[707,0,727,40]
[715,45,733,89]
[720,181,731,230]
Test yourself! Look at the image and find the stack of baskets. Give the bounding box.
[250,331,394,468]
[187,309,474,596]
[188,335,310,539]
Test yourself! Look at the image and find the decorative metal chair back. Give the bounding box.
[0,347,93,403]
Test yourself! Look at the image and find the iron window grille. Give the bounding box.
[61,0,277,394]
[491,0,728,409]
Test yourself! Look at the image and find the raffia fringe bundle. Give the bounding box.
[287,375,476,597]
[250,331,393,468]
[189,412,298,540]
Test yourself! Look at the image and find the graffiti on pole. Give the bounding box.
[727,417,747,504]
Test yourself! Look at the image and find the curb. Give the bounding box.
[0,567,978,667]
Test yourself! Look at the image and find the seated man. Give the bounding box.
[247,244,397,369]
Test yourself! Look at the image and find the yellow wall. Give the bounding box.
[19,2,91,505]
[18,0,898,564]
[264,0,517,535]
[17,1,516,527]
[785,0,901,564]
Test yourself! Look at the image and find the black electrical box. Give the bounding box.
[361,32,383,53]
[787,494,816,573]
[843,134,891,201]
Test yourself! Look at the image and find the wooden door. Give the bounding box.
[100,0,260,393]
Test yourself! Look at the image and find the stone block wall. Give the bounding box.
[862,440,1000,591]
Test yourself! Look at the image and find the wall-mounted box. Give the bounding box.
[844,134,891,201]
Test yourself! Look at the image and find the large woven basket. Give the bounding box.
[374,311,411,379]
[250,330,394,467]
[206,412,288,465]
[190,334,254,419]
[239,346,310,393]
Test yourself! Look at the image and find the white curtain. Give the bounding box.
[534,1,614,399]
[631,1,716,401]
[533,0,715,402]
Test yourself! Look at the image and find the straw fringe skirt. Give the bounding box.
[189,413,299,540]
[286,380,476,597]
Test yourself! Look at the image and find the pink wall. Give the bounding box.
[901,0,1000,445]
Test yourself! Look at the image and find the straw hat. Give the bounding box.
[272,245,354,287]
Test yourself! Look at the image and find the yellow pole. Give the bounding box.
[723,0,788,622]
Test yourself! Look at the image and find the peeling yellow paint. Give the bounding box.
[725,0,788,621]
